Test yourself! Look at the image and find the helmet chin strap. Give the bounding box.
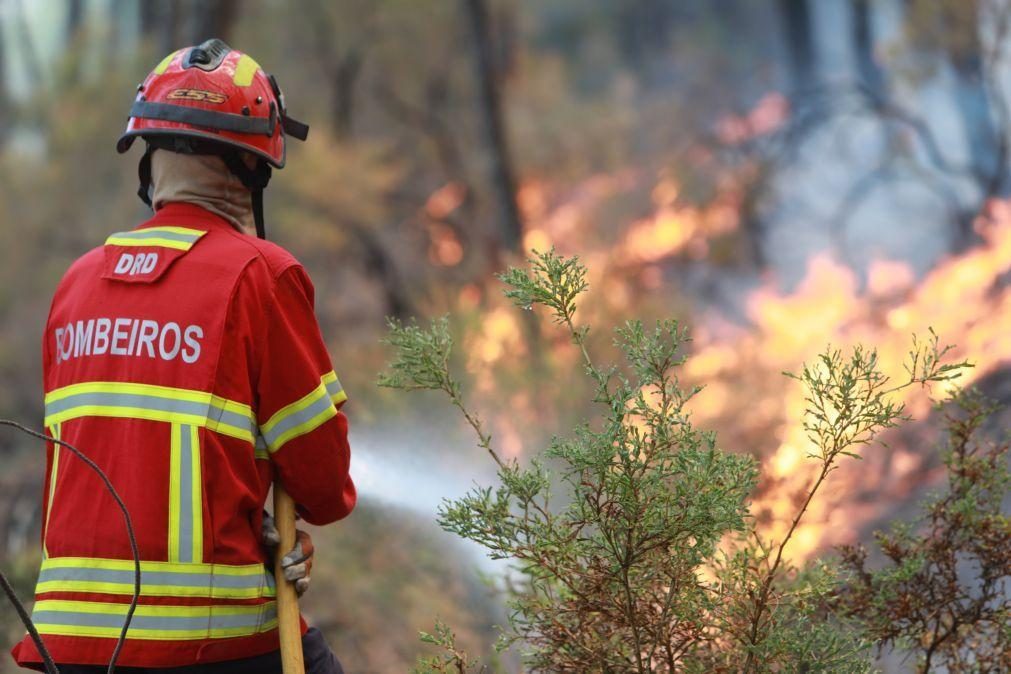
[251,189,266,240]
[221,153,271,240]
[137,144,155,208]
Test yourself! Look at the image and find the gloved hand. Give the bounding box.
[261,511,314,597]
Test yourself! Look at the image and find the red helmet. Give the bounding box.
[117,39,308,238]
[118,39,307,167]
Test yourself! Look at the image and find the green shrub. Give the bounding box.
[383,251,969,673]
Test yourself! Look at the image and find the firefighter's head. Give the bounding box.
[117,39,309,238]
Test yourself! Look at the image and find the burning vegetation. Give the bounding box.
[384,249,1007,672]
[3,2,1011,672]
[452,170,1011,570]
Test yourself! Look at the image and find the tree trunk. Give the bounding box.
[0,26,9,143]
[65,0,86,82]
[105,0,130,66]
[852,0,886,101]
[778,0,816,95]
[13,0,45,86]
[332,50,363,140]
[67,0,85,39]
[616,0,676,75]
[943,0,1003,194]
[188,0,239,43]
[141,2,181,56]
[461,0,524,253]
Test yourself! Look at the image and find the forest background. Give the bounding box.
[0,1,1009,672]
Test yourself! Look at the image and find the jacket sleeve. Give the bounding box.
[255,264,355,525]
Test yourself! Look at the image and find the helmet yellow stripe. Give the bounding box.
[153,50,180,76]
[232,55,261,87]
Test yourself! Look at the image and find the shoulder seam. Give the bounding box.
[215,227,301,281]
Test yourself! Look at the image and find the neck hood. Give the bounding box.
[150,150,254,233]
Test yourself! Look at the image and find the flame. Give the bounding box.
[716,93,791,145]
[424,182,467,267]
[687,221,1011,561]
[620,186,739,264]
[467,306,525,372]
[462,163,1010,565]
[427,222,464,267]
[425,181,467,220]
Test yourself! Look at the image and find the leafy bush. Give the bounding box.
[835,389,1011,673]
[382,251,971,673]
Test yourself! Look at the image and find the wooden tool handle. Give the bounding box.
[273,484,305,674]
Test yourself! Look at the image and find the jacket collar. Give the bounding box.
[138,202,242,233]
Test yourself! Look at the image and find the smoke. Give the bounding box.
[349,426,509,572]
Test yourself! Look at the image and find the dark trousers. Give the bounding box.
[53,628,343,674]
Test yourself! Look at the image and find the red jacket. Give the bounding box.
[12,203,355,669]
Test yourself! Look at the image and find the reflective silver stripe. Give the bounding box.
[33,606,276,631]
[325,377,344,400]
[36,566,275,591]
[254,434,269,460]
[178,425,196,563]
[45,391,253,437]
[107,229,202,244]
[260,392,334,450]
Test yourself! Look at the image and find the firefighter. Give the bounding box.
[10,40,354,673]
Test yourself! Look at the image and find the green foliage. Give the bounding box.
[701,331,969,672]
[835,389,1011,673]
[413,620,486,674]
[380,316,457,394]
[380,250,974,672]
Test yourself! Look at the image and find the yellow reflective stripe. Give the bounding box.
[35,556,275,600]
[33,599,276,640]
[104,236,190,250]
[168,424,202,563]
[46,381,241,407]
[322,370,348,405]
[260,376,338,453]
[105,227,206,252]
[260,381,328,434]
[43,424,61,559]
[232,54,261,87]
[45,382,256,444]
[153,50,180,75]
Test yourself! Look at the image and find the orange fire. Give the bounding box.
[459,166,1010,564]
[715,92,791,145]
[687,215,1011,561]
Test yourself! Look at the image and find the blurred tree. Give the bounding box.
[140,0,238,48]
[65,0,85,82]
[462,0,524,253]
[614,0,676,76]
[851,0,886,101]
[11,0,44,86]
[938,0,1005,194]
[140,1,181,54]
[0,27,8,142]
[187,0,239,43]
[778,0,816,95]
[67,0,85,39]
[302,0,374,140]
[900,0,1010,241]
